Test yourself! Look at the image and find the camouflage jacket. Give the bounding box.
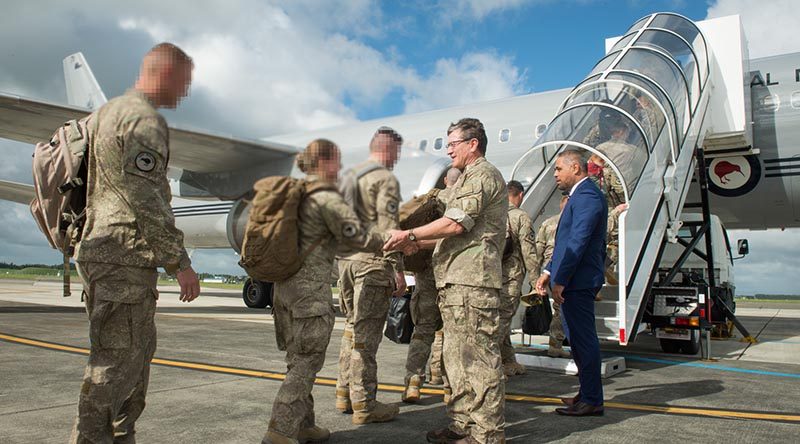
[297,176,386,283]
[433,157,508,290]
[535,214,560,272]
[501,204,540,296]
[76,90,189,273]
[339,160,404,274]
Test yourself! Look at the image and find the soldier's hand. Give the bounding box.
[401,242,419,256]
[552,284,565,305]
[384,229,410,251]
[535,273,550,296]
[392,271,407,297]
[615,203,629,213]
[177,267,201,302]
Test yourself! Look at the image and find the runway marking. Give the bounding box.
[3,332,800,423]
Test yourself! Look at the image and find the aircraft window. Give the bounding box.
[433,137,443,150]
[590,51,621,76]
[761,94,780,112]
[611,32,637,53]
[419,139,428,151]
[634,29,700,112]
[649,14,708,81]
[499,128,510,143]
[535,124,547,139]
[791,92,800,109]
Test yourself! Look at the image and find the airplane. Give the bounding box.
[1,12,798,350]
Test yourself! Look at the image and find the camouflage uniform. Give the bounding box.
[268,178,385,439]
[404,188,450,388]
[536,214,565,350]
[433,157,507,444]
[71,90,190,444]
[596,166,626,283]
[336,161,404,412]
[500,204,540,366]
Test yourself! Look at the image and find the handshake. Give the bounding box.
[383,229,419,256]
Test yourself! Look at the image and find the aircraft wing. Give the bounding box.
[0,92,299,174]
[0,180,35,205]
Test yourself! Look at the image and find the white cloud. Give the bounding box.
[438,0,538,21]
[706,0,800,58]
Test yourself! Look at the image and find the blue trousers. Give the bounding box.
[560,287,603,406]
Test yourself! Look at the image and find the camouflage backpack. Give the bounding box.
[398,188,444,273]
[239,176,336,282]
[30,116,93,296]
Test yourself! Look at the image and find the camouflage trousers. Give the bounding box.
[499,288,522,365]
[439,284,505,444]
[404,269,443,384]
[548,301,566,349]
[336,259,393,409]
[606,245,619,285]
[430,329,446,383]
[268,277,335,438]
[70,262,158,444]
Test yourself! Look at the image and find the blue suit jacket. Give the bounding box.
[546,178,608,291]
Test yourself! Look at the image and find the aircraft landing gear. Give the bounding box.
[243,278,273,309]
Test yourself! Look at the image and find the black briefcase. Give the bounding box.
[522,296,552,335]
[384,293,414,344]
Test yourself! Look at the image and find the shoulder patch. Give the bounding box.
[386,201,398,214]
[135,152,156,172]
[342,224,357,238]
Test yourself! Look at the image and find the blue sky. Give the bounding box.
[1,0,799,295]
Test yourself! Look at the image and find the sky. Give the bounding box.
[1,0,799,295]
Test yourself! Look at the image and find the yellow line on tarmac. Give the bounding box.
[2,331,800,423]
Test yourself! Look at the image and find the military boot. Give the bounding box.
[351,400,399,425]
[262,430,300,444]
[297,425,330,443]
[429,369,444,385]
[402,375,421,403]
[442,387,452,404]
[335,388,352,414]
[547,347,571,358]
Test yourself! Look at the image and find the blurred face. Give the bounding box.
[554,156,579,191]
[372,135,401,170]
[508,190,523,207]
[317,149,342,182]
[446,130,479,170]
[163,63,193,108]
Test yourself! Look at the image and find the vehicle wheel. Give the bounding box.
[243,278,273,309]
[680,330,701,355]
[659,338,681,354]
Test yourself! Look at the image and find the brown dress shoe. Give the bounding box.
[560,394,580,407]
[426,427,467,443]
[555,401,604,416]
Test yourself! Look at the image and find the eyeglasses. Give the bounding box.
[446,138,474,149]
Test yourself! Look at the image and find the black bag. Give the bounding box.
[384,293,414,344]
[522,296,553,335]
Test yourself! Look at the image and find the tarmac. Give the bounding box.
[1,279,799,443]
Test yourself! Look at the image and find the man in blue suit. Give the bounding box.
[536,149,608,416]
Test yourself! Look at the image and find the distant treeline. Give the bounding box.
[0,262,76,271]
[738,294,800,300]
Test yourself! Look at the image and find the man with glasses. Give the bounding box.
[385,118,508,444]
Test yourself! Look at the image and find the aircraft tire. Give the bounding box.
[243,278,273,309]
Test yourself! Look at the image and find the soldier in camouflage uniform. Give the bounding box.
[70,43,200,444]
[385,118,508,444]
[500,180,540,377]
[536,195,571,358]
[336,127,405,424]
[264,140,390,444]
[402,167,461,402]
[587,155,628,285]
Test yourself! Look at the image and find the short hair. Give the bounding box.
[447,118,488,155]
[557,149,588,174]
[445,167,462,186]
[370,126,403,151]
[297,138,339,173]
[507,180,524,195]
[148,42,193,68]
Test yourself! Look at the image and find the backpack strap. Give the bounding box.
[297,181,339,262]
